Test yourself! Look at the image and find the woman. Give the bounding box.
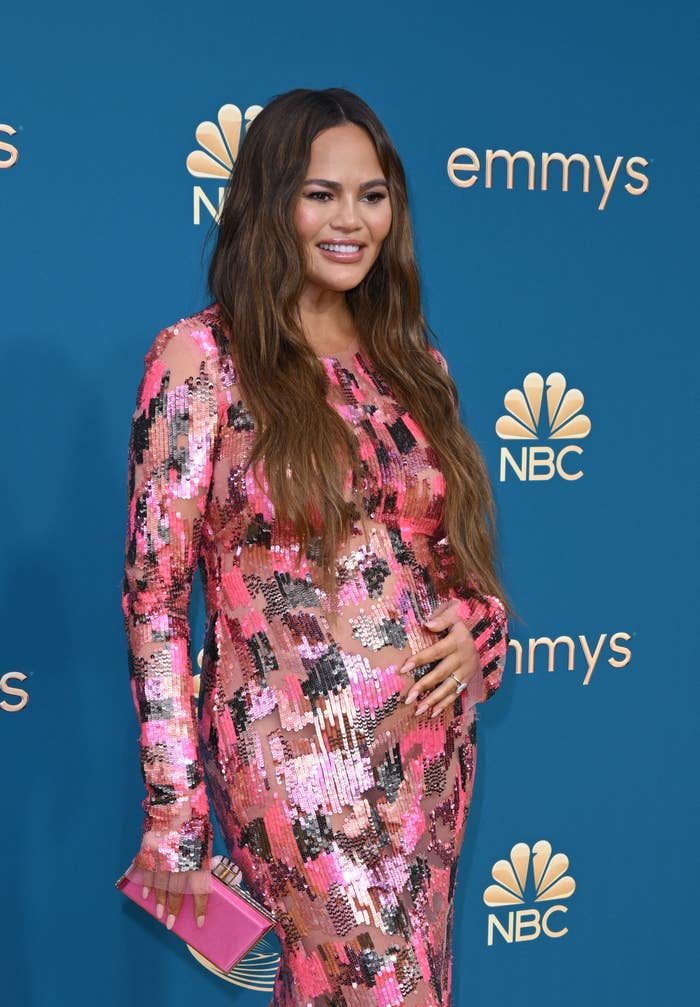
[121,87,512,1007]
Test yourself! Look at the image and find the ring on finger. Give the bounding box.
[449,672,467,695]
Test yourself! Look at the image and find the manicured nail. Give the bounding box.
[424,619,437,629]
[415,704,428,716]
[197,915,206,928]
[156,902,164,919]
[404,691,416,704]
[430,706,441,718]
[166,913,176,930]
[401,660,414,673]
[142,886,150,899]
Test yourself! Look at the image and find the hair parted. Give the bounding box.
[204,86,513,618]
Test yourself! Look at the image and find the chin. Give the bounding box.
[315,272,370,291]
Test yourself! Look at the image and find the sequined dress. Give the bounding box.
[122,303,509,1007]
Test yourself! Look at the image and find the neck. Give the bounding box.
[297,291,359,357]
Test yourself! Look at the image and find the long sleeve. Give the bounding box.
[121,320,221,883]
[427,345,510,709]
[429,533,509,709]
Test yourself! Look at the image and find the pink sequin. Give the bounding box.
[122,303,509,1006]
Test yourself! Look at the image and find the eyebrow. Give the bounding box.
[303,177,389,191]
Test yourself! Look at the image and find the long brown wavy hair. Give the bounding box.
[205,87,513,619]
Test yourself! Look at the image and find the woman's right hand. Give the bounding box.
[143,869,210,929]
[125,858,219,930]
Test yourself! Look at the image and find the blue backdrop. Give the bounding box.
[2,1,697,1005]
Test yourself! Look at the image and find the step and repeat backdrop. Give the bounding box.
[2,2,697,1005]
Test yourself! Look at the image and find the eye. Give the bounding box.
[304,189,388,204]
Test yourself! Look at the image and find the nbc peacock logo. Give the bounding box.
[187,102,263,225]
[484,840,576,945]
[495,372,591,482]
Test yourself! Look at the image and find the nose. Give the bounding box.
[330,194,362,232]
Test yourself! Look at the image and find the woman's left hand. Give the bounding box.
[398,599,480,718]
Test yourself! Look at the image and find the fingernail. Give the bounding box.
[197,914,206,928]
[166,913,176,930]
[424,619,437,629]
[404,691,416,704]
[142,886,150,899]
[430,706,441,718]
[156,903,164,919]
[415,704,428,716]
[401,660,414,673]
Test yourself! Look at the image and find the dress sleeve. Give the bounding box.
[429,534,509,709]
[428,345,510,710]
[121,321,221,888]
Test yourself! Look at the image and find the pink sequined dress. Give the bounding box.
[122,302,508,1007]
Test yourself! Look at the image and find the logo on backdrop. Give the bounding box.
[187,103,263,226]
[496,371,591,482]
[1,671,29,712]
[484,840,576,946]
[508,631,632,686]
[446,146,650,211]
[0,123,19,169]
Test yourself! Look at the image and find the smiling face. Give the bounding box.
[293,123,393,297]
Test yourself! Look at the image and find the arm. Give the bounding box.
[429,534,509,708]
[427,345,510,708]
[121,320,221,893]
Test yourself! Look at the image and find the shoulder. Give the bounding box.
[133,304,235,422]
[144,302,228,371]
[428,346,449,373]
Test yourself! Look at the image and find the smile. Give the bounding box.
[317,242,365,262]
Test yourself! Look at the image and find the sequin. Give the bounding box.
[122,303,509,1006]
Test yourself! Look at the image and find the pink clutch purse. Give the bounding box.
[115,854,277,972]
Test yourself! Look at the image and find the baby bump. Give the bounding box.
[208,582,448,715]
[200,596,467,834]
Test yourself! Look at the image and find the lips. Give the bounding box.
[317,241,366,263]
[317,241,365,250]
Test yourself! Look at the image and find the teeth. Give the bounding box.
[319,243,361,252]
